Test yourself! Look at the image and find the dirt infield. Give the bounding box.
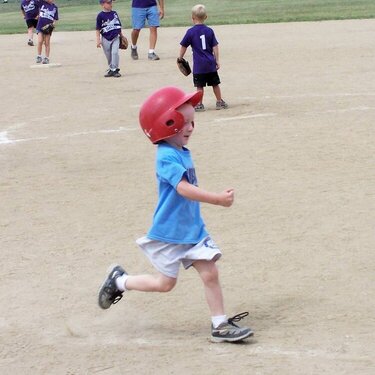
[1,19,375,374]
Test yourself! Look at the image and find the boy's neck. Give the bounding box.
[164,140,185,151]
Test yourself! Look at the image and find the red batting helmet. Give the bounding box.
[139,86,203,143]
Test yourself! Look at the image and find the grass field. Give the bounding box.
[1,0,375,34]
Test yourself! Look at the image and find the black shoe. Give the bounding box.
[98,265,127,309]
[104,69,114,77]
[112,68,121,78]
[211,312,254,343]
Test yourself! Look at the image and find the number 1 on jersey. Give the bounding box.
[200,34,207,50]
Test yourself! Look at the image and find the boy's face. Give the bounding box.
[166,103,195,149]
[102,0,113,10]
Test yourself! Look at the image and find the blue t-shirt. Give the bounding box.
[21,0,40,20]
[180,24,218,74]
[147,143,208,244]
[96,10,122,41]
[36,1,58,31]
[132,0,157,8]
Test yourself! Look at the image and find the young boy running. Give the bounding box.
[98,86,253,343]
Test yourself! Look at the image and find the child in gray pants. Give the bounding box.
[96,0,123,77]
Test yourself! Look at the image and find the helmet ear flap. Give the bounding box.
[158,109,185,136]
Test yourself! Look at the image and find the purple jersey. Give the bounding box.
[132,0,157,8]
[36,1,58,31]
[21,0,40,20]
[180,24,218,74]
[96,11,122,41]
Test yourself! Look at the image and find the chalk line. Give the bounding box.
[0,132,12,145]
[316,106,375,114]
[0,126,136,145]
[214,113,277,123]
[240,92,375,100]
[212,105,374,124]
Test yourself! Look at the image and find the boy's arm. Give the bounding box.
[179,46,187,59]
[96,29,101,48]
[213,45,220,70]
[176,178,234,207]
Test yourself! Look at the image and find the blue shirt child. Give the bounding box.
[147,142,208,244]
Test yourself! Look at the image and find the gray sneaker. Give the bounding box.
[42,57,49,65]
[131,47,138,60]
[194,103,205,112]
[36,56,42,64]
[28,39,34,46]
[98,265,127,309]
[216,99,228,110]
[148,52,160,61]
[211,312,254,343]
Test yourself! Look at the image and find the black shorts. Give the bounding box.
[41,28,54,36]
[26,19,38,29]
[193,71,221,87]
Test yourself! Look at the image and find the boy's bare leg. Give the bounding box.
[212,85,222,101]
[193,260,225,316]
[37,33,44,55]
[28,27,33,41]
[44,34,51,57]
[125,272,176,293]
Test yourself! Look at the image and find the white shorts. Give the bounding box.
[136,236,222,278]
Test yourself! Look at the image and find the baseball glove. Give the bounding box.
[41,23,54,35]
[119,34,128,50]
[177,57,191,76]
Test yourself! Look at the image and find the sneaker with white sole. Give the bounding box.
[131,47,138,60]
[36,56,42,64]
[211,312,254,343]
[28,39,34,46]
[194,103,205,112]
[148,52,160,61]
[42,57,49,64]
[98,265,127,309]
[216,99,228,110]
